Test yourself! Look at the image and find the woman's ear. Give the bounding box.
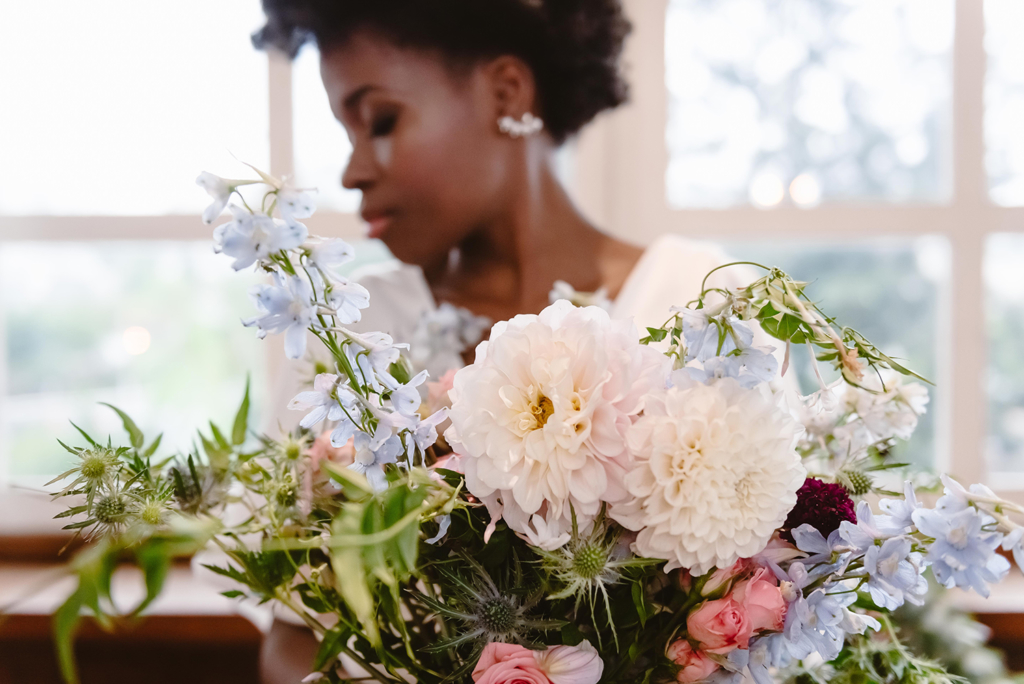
[482,55,539,120]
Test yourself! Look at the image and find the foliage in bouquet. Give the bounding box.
[34,166,1024,684]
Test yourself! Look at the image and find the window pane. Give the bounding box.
[0,243,266,482]
[985,0,1024,206]
[666,0,954,209]
[0,0,268,216]
[986,235,1024,473]
[723,237,948,469]
[293,47,362,213]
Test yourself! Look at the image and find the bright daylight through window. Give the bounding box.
[665,0,954,209]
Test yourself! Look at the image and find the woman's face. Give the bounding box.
[320,33,513,269]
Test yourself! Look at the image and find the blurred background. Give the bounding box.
[1,0,1024,681]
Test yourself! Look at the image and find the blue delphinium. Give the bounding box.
[863,536,928,610]
[912,503,1009,597]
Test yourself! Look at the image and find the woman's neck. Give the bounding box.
[424,161,640,322]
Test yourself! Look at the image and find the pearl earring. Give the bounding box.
[498,112,544,138]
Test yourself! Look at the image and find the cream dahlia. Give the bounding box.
[446,300,669,546]
[610,376,805,574]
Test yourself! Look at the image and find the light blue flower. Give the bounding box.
[877,481,920,535]
[912,505,1009,597]
[783,588,848,660]
[685,346,779,388]
[349,431,402,492]
[425,514,451,545]
[863,536,928,609]
[678,308,754,362]
[839,501,895,553]
[747,634,790,684]
[790,524,852,575]
[1001,527,1024,571]
[242,273,317,358]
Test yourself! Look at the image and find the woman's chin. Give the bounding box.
[382,235,451,272]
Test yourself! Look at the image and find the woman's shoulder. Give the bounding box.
[612,234,747,329]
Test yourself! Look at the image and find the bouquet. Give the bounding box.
[39,165,1024,684]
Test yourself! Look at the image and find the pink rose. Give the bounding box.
[427,368,458,413]
[309,432,354,470]
[472,642,604,684]
[472,643,551,684]
[732,567,786,633]
[666,640,719,684]
[686,597,751,654]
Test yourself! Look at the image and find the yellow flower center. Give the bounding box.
[531,395,555,430]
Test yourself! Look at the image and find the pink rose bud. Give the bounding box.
[472,643,551,684]
[686,597,752,654]
[472,641,604,684]
[732,567,786,633]
[666,640,720,684]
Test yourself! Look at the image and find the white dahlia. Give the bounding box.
[446,300,669,546]
[610,376,805,574]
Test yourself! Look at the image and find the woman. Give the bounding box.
[250,1,748,680]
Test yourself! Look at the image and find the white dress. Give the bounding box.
[352,234,748,340]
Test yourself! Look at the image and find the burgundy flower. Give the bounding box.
[781,478,856,543]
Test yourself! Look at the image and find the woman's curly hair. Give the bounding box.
[253,0,631,143]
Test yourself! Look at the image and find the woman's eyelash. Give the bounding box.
[370,113,397,137]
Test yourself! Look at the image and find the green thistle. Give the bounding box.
[839,469,874,496]
[535,512,656,648]
[48,445,127,503]
[413,552,561,679]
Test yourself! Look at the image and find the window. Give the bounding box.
[665,0,954,208]
[0,1,367,496]
[0,243,265,483]
[984,0,1024,206]
[3,0,1023,507]
[572,0,1024,493]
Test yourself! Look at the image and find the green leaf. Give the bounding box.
[631,582,650,628]
[313,625,351,670]
[220,590,245,599]
[53,588,83,684]
[61,520,96,531]
[69,421,99,448]
[209,422,232,452]
[142,433,163,459]
[199,432,230,471]
[56,439,82,456]
[132,541,171,616]
[54,505,90,520]
[561,622,586,646]
[231,378,250,445]
[645,327,668,342]
[203,563,250,587]
[100,403,144,450]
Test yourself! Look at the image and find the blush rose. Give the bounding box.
[666,640,719,684]
[732,567,786,633]
[472,643,550,684]
[686,597,751,654]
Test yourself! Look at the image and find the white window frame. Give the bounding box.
[571,0,1022,493]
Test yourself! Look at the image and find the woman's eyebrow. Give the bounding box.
[343,85,379,110]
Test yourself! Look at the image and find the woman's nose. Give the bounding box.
[341,140,378,191]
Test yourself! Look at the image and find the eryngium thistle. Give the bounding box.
[839,469,873,496]
[535,519,654,648]
[413,553,561,679]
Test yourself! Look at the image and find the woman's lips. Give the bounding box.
[363,213,393,239]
